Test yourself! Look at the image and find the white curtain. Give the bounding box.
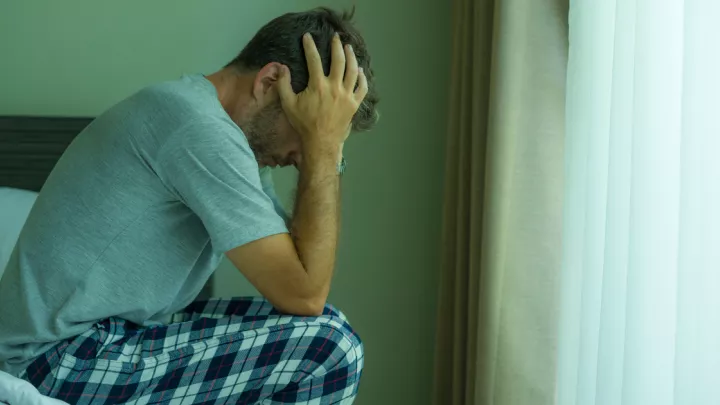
[557,0,720,404]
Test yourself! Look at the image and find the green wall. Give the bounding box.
[0,1,451,403]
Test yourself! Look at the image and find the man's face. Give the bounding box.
[242,101,302,169]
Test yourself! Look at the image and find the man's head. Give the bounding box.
[222,8,378,165]
[222,7,379,168]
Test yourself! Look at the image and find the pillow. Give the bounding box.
[0,187,38,278]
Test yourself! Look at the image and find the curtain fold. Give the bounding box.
[433,1,568,404]
[557,1,720,404]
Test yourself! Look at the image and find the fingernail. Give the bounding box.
[348,44,353,52]
[359,67,364,74]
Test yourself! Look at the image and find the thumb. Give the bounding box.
[276,65,296,106]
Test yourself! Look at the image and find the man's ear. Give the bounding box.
[252,62,284,104]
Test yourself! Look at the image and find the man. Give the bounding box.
[0,7,378,405]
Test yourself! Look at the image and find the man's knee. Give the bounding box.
[319,304,364,370]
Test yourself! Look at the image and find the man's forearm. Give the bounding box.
[290,145,341,302]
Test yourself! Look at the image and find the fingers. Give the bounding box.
[329,34,346,82]
[276,65,296,107]
[303,33,324,85]
[343,44,359,91]
[354,67,368,102]
[299,32,367,110]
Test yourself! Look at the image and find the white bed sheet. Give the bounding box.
[0,187,37,278]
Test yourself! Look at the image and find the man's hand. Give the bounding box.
[277,33,368,154]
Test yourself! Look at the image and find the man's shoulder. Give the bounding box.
[98,75,236,147]
[155,108,253,170]
[132,75,215,114]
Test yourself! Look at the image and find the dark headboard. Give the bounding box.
[0,116,213,299]
[0,116,92,192]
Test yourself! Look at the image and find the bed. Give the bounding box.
[0,116,213,299]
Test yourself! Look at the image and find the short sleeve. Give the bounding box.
[258,167,290,223]
[157,119,288,253]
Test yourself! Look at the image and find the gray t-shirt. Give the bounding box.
[0,74,288,376]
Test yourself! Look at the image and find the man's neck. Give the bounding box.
[205,68,252,124]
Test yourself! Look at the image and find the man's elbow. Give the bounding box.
[299,297,326,317]
[274,294,326,317]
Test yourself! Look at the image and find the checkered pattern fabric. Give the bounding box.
[19,298,364,404]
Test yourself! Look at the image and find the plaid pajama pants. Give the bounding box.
[19,298,364,405]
